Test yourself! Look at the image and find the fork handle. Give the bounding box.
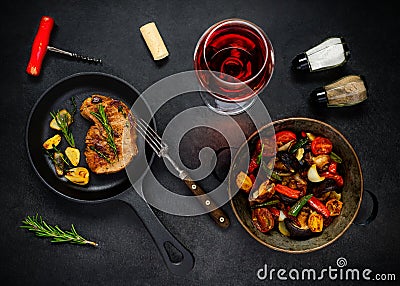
[182,175,230,229]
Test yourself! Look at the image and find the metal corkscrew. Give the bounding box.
[47,46,102,64]
[26,16,102,76]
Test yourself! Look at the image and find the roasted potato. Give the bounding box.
[50,109,73,130]
[65,167,89,185]
[65,147,80,166]
[43,134,62,150]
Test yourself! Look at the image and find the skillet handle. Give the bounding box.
[117,187,194,276]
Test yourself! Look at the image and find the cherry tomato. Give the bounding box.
[311,137,333,155]
[275,131,297,146]
[326,199,343,216]
[252,208,275,233]
[308,212,324,232]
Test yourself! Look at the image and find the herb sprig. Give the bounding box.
[90,104,118,159]
[50,111,75,147]
[89,146,112,163]
[21,214,98,247]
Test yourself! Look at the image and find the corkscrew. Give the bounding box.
[47,46,102,64]
[26,16,102,76]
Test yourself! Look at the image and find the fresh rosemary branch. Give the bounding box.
[90,104,118,159]
[21,214,98,247]
[89,145,112,163]
[50,111,75,147]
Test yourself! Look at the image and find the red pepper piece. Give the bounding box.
[26,16,54,76]
[269,207,280,219]
[274,184,300,199]
[321,172,344,187]
[308,196,331,218]
[247,156,259,174]
[328,162,338,174]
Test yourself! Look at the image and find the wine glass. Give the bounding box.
[194,18,274,115]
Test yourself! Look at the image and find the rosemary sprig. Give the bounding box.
[89,145,112,163]
[50,111,75,147]
[21,214,98,247]
[90,104,118,159]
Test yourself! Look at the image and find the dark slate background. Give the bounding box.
[1,0,399,285]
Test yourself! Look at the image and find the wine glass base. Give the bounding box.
[200,91,257,115]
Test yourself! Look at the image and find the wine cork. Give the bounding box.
[140,22,169,60]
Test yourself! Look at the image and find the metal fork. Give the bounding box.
[135,117,230,229]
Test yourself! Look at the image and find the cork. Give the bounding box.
[140,22,169,60]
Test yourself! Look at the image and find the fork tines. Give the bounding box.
[134,118,166,156]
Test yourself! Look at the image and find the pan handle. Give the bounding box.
[117,186,195,276]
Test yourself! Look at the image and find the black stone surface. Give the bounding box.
[1,0,399,285]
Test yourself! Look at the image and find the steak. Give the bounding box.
[80,94,138,174]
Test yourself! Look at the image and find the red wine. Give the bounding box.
[194,20,274,101]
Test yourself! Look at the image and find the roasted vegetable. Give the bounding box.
[65,147,80,166]
[250,199,280,209]
[311,137,333,155]
[288,194,313,217]
[242,128,345,240]
[43,134,62,150]
[277,151,301,173]
[308,197,331,218]
[236,171,253,193]
[295,148,305,161]
[289,138,308,154]
[312,155,331,169]
[330,151,343,163]
[49,109,73,130]
[312,179,339,197]
[65,167,90,185]
[320,172,344,187]
[53,152,65,176]
[278,221,290,236]
[275,131,297,147]
[326,199,343,216]
[308,212,324,232]
[284,218,313,238]
[307,164,325,182]
[274,184,300,199]
[252,208,274,233]
[249,181,275,203]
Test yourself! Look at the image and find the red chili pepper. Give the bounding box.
[308,196,331,218]
[328,162,338,174]
[26,16,54,76]
[301,131,307,138]
[247,157,259,174]
[321,172,344,187]
[274,184,300,199]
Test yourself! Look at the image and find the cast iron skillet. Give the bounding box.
[26,72,194,275]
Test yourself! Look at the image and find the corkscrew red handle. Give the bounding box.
[26,16,54,76]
